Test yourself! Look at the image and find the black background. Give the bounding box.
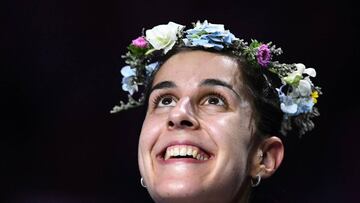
[1,0,359,202]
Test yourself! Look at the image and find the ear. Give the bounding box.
[249,136,284,179]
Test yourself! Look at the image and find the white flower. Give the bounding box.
[287,78,313,98]
[298,79,312,97]
[145,22,185,54]
[283,63,316,85]
[295,63,316,77]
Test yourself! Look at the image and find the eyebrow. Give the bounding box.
[150,79,241,98]
[150,81,177,94]
[200,78,241,98]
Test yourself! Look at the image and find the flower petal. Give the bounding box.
[145,62,159,75]
[145,22,184,52]
[298,79,312,96]
[296,98,314,113]
[304,68,316,77]
[121,77,138,95]
[121,65,136,77]
[281,102,298,115]
[295,63,306,74]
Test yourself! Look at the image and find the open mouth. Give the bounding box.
[160,145,211,161]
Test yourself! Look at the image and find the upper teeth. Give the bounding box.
[164,145,209,161]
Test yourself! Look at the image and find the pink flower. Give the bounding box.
[131,36,148,48]
[256,44,271,67]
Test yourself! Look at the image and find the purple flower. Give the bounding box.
[131,36,148,48]
[256,44,271,67]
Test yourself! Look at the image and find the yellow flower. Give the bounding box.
[311,91,319,104]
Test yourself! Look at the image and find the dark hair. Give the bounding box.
[144,47,284,138]
[235,56,283,137]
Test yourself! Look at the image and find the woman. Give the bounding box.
[111,21,321,203]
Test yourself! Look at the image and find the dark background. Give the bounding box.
[1,0,359,202]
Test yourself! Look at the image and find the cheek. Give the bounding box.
[139,115,161,153]
[206,111,253,147]
[205,111,253,168]
[138,114,165,169]
[202,114,252,190]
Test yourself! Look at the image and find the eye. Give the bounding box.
[203,94,226,106]
[155,95,177,107]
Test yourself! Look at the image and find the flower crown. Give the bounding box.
[111,20,322,136]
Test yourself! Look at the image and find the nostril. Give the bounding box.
[168,120,195,129]
[168,121,175,127]
[180,120,193,127]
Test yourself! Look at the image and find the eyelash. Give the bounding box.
[203,91,228,107]
[151,91,228,108]
[152,94,176,107]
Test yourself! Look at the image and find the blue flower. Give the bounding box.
[121,65,138,95]
[183,20,237,50]
[296,98,314,114]
[278,88,298,115]
[277,86,314,116]
[145,62,159,76]
[121,65,136,77]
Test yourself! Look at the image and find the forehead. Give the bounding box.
[153,51,242,88]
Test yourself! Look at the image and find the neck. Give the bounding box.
[232,181,251,203]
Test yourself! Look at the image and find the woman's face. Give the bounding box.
[138,50,256,203]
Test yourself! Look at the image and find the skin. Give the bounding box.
[138,50,284,203]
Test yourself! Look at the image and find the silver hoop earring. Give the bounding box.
[251,174,261,187]
[140,177,147,188]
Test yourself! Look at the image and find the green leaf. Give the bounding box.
[283,74,302,86]
[127,45,148,57]
[249,39,261,49]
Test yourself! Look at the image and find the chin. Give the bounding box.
[149,180,212,203]
[148,179,244,203]
[147,175,246,203]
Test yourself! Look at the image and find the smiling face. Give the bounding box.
[138,50,257,203]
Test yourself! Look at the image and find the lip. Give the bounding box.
[156,140,214,164]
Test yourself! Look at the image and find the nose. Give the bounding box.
[167,97,199,130]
